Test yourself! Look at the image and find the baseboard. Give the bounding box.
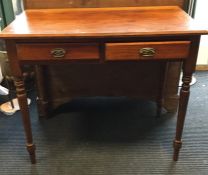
[196,65,208,71]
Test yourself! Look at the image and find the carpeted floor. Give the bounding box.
[0,71,208,175]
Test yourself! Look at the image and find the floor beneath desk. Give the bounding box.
[0,71,208,175]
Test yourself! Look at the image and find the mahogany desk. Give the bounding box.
[0,6,207,164]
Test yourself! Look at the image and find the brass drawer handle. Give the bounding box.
[140,48,155,57]
[51,48,66,58]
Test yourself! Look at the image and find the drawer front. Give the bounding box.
[105,41,190,61]
[17,43,100,60]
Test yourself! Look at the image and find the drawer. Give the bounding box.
[105,41,190,61]
[16,43,99,60]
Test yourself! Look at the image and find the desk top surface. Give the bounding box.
[1,6,207,39]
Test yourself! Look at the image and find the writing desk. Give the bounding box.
[0,6,207,164]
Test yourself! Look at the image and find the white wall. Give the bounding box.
[195,0,208,65]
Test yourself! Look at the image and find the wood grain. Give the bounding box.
[1,6,207,39]
[24,1,188,115]
[17,43,99,60]
[106,41,190,61]
[1,2,205,163]
[24,0,186,9]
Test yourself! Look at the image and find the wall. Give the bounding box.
[195,0,208,65]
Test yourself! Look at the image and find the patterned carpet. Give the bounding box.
[0,71,208,175]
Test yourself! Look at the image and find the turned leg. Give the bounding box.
[14,77,36,164]
[172,36,201,161]
[173,72,192,161]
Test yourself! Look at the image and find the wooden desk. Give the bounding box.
[0,6,207,164]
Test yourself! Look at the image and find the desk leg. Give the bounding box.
[14,77,36,164]
[6,40,36,164]
[173,36,200,161]
[173,72,191,161]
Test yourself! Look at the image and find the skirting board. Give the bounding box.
[196,65,208,71]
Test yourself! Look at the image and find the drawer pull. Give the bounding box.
[140,48,155,57]
[51,48,66,58]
